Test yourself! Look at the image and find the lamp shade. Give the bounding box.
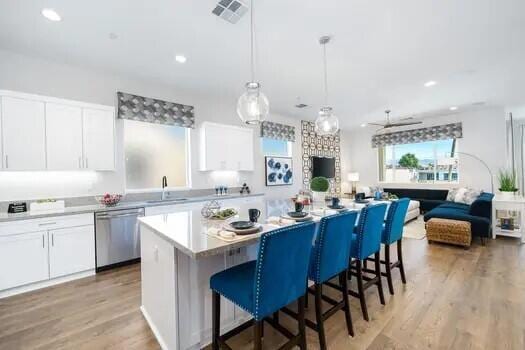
[347,172,360,182]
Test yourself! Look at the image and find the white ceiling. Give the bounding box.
[0,0,524,128]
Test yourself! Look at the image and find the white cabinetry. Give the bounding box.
[0,213,95,297]
[49,225,96,278]
[45,103,83,170]
[82,108,115,171]
[0,231,49,291]
[200,122,254,171]
[0,90,115,172]
[1,96,46,170]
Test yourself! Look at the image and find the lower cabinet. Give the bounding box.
[0,231,49,291]
[0,214,95,294]
[49,225,95,278]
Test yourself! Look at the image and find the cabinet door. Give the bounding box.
[1,96,46,170]
[200,123,227,171]
[45,103,83,170]
[82,108,115,171]
[49,225,95,278]
[234,128,254,171]
[0,231,49,290]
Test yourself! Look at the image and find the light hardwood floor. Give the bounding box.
[1,236,524,350]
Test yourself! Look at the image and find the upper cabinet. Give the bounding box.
[82,108,115,171]
[46,103,83,170]
[0,91,115,171]
[1,97,46,170]
[200,122,254,171]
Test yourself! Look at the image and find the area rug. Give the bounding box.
[403,216,427,240]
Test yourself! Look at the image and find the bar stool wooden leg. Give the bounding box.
[314,284,327,350]
[298,296,307,350]
[254,320,263,350]
[212,291,220,350]
[375,252,386,305]
[339,271,354,337]
[356,260,369,321]
[397,240,407,284]
[384,244,395,295]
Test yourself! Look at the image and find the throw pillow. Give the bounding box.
[446,188,458,201]
[463,188,482,205]
[448,187,481,204]
[454,188,468,203]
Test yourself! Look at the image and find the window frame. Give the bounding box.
[260,137,293,157]
[378,138,459,186]
[124,124,192,193]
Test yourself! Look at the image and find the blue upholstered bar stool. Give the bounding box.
[380,198,410,295]
[210,222,316,350]
[281,211,358,350]
[348,203,388,321]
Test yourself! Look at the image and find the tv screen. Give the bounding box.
[312,157,335,178]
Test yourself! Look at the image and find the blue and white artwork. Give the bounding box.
[265,156,293,186]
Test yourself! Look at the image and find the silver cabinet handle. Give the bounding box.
[78,156,82,169]
[39,222,56,226]
[85,157,89,168]
[42,234,45,248]
[5,155,8,169]
[51,233,54,247]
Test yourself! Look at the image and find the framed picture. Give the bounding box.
[265,156,293,186]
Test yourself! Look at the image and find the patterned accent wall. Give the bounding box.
[301,120,341,195]
[117,91,195,128]
[260,121,295,142]
[371,122,462,148]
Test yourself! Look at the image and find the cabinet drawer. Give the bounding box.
[0,213,94,236]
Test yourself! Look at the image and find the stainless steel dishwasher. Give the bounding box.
[95,207,145,271]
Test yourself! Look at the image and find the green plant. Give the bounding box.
[498,169,518,192]
[310,176,330,192]
[398,153,420,169]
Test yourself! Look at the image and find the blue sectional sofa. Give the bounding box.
[423,192,494,240]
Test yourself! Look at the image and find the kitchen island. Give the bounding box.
[139,196,299,350]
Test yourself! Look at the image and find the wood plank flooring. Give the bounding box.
[1,237,524,349]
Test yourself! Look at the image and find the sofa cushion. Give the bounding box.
[408,200,420,211]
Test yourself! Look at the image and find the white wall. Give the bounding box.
[0,49,302,201]
[341,107,507,193]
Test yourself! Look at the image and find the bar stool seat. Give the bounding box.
[210,260,256,313]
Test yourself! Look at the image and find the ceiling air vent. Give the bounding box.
[212,0,248,24]
[295,103,308,109]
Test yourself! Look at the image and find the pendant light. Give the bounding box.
[314,36,339,136]
[237,0,269,125]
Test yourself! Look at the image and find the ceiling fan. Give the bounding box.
[368,110,422,132]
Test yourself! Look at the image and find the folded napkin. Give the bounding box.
[207,227,235,238]
[267,216,295,226]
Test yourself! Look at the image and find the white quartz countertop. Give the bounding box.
[0,193,263,222]
[138,197,371,259]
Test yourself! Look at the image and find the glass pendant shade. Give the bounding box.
[237,82,269,125]
[315,107,339,136]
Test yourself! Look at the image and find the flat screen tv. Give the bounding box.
[312,156,335,178]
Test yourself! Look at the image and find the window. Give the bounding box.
[379,139,459,184]
[124,120,190,190]
[261,138,292,157]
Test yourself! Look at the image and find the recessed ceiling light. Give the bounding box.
[424,80,437,87]
[41,8,61,22]
[108,32,118,40]
[360,123,367,127]
[175,55,187,63]
[449,106,458,111]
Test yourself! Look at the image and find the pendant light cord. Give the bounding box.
[250,0,255,82]
[322,41,328,106]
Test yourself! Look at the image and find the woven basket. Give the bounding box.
[426,218,471,248]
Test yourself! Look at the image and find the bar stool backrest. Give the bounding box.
[383,198,410,244]
[354,203,388,260]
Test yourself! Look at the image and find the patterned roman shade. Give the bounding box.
[260,121,296,142]
[117,92,195,128]
[371,122,462,148]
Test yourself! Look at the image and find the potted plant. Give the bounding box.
[310,176,330,203]
[498,169,518,199]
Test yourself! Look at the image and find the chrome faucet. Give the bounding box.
[161,176,168,200]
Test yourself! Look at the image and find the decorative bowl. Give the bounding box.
[96,194,123,207]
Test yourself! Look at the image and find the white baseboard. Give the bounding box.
[0,269,95,299]
[141,305,170,350]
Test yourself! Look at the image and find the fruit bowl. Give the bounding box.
[96,194,123,207]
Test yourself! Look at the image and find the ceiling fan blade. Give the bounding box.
[388,121,423,127]
[367,123,386,126]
